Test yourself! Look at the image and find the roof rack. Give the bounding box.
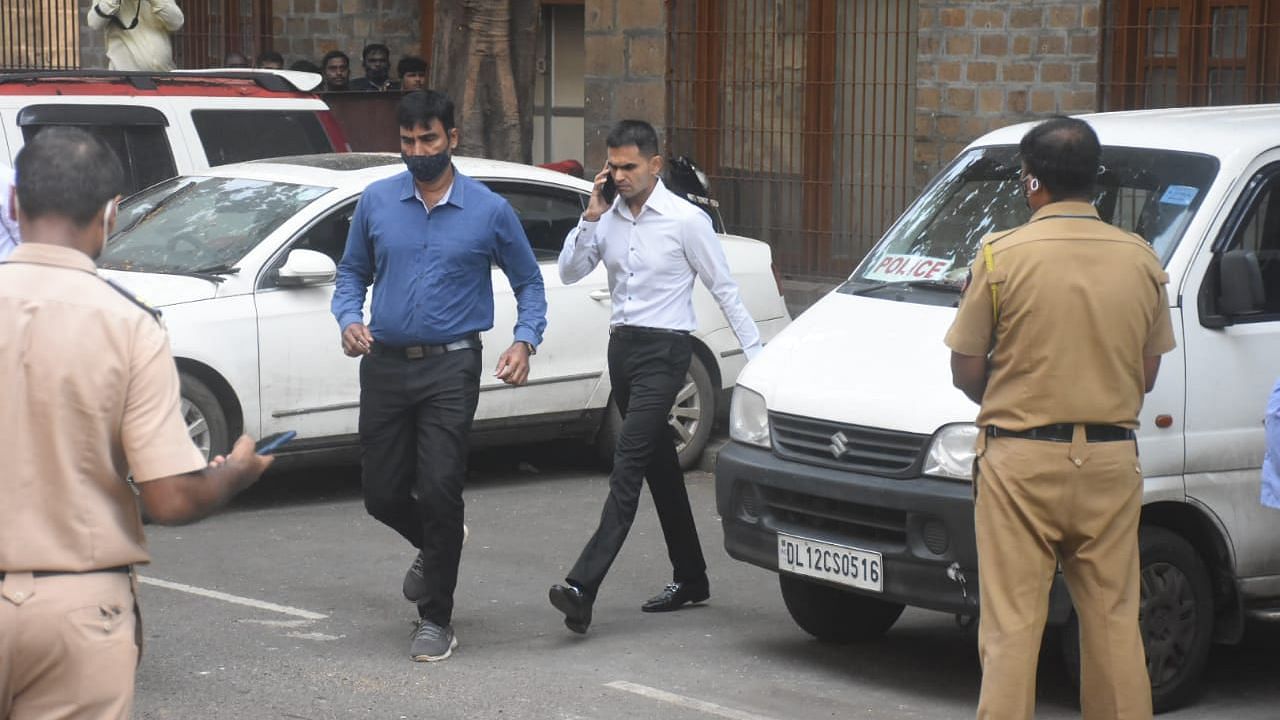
[0,69,317,94]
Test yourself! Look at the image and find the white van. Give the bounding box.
[716,105,1280,712]
[0,70,346,195]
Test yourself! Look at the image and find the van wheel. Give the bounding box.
[1060,526,1213,713]
[779,574,905,643]
[594,354,717,471]
[180,373,229,462]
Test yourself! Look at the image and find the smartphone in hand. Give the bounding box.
[602,174,617,205]
[255,430,297,455]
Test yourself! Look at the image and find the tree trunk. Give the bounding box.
[431,0,540,163]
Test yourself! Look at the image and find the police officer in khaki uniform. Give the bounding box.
[946,117,1175,720]
[0,127,272,720]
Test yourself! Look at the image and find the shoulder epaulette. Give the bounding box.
[103,278,162,323]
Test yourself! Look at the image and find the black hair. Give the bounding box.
[321,50,349,67]
[15,127,123,227]
[397,56,428,76]
[290,59,321,73]
[362,43,391,61]
[257,50,284,66]
[606,119,660,158]
[397,89,455,133]
[1018,116,1101,200]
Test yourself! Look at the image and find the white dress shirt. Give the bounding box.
[87,0,184,72]
[0,167,18,262]
[559,178,762,360]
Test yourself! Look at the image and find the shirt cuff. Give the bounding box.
[513,327,541,348]
[338,313,364,331]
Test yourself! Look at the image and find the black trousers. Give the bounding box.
[357,347,481,626]
[567,330,708,596]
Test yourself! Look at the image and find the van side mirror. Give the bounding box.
[277,248,337,287]
[1218,248,1265,317]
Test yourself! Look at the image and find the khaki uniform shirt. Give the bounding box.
[944,201,1177,431]
[0,244,205,572]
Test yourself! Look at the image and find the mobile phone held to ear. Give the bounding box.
[602,174,617,205]
[255,430,297,455]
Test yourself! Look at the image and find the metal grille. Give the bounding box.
[769,411,929,476]
[761,485,907,546]
[1101,0,1280,110]
[173,0,274,70]
[667,0,917,280]
[1,0,80,69]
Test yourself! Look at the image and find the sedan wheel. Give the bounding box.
[178,372,230,462]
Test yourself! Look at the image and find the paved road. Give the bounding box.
[133,442,1280,719]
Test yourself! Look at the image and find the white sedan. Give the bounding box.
[99,153,791,468]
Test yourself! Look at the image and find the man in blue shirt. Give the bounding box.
[1262,378,1280,509]
[331,90,547,662]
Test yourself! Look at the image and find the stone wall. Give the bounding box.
[915,0,1101,185]
[272,0,421,69]
[582,0,666,165]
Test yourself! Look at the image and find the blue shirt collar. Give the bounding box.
[398,167,467,209]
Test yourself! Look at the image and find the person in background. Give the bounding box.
[257,51,285,70]
[0,167,18,261]
[320,50,350,92]
[1261,379,1280,509]
[349,43,398,91]
[398,56,428,92]
[86,0,184,72]
[221,51,249,68]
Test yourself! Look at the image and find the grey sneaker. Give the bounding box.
[402,524,469,603]
[410,620,457,662]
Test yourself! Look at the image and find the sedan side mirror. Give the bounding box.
[277,248,337,287]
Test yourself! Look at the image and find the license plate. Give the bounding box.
[777,533,883,593]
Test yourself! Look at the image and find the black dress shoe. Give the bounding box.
[641,580,710,612]
[549,583,593,634]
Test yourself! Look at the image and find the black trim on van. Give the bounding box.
[18,104,169,127]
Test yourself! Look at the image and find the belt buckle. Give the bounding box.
[405,345,425,360]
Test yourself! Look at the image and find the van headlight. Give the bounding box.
[923,423,980,481]
[729,386,771,448]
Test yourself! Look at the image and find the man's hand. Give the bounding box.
[139,434,272,525]
[583,162,611,222]
[494,342,532,385]
[341,322,374,357]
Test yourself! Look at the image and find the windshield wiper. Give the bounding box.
[111,180,198,238]
[846,279,960,296]
[162,264,239,284]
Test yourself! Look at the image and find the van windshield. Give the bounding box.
[99,176,330,275]
[840,145,1219,301]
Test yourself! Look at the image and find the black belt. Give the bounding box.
[609,325,691,337]
[0,565,131,580]
[371,334,481,359]
[986,424,1135,443]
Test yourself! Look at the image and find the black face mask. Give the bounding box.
[402,150,451,183]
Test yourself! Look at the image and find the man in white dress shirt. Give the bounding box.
[548,120,762,634]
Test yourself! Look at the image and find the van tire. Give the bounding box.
[594,354,716,471]
[779,574,905,643]
[1059,525,1213,714]
[179,372,230,462]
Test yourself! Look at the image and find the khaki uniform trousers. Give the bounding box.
[975,428,1152,720]
[0,571,138,720]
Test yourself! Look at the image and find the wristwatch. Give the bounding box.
[519,340,536,356]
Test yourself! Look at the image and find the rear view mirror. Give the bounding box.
[1218,248,1265,317]
[277,248,336,287]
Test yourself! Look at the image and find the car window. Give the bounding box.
[261,200,356,289]
[191,110,334,167]
[22,124,176,196]
[484,181,587,261]
[1216,166,1280,317]
[841,145,1219,302]
[100,176,331,275]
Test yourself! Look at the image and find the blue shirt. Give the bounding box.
[331,169,547,347]
[1262,378,1280,509]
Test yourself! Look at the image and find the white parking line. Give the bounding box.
[605,681,780,720]
[138,576,328,620]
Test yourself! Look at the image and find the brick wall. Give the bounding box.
[582,0,667,165]
[272,0,421,69]
[915,0,1101,186]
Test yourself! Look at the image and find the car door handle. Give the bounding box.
[589,289,611,301]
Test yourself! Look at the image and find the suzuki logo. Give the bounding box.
[829,431,849,459]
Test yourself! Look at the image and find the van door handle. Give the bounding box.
[589,289,611,302]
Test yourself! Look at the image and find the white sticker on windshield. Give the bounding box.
[864,254,954,283]
[1160,185,1198,207]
